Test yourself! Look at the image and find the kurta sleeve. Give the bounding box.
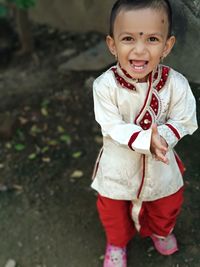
[93,75,152,155]
[157,73,198,148]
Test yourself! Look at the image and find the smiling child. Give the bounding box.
[91,1,198,266]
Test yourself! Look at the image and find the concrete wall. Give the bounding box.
[30,0,200,83]
[30,0,115,33]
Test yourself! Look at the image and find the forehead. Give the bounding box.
[113,7,169,36]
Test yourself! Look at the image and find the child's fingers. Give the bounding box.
[154,141,168,154]
[154,150,169,164]
[161,146,168,154]
[155,155,169,164]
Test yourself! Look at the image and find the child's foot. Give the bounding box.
[103,243,127,267]
[151,233,178,255]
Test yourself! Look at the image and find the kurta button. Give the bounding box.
[144,119,150,124]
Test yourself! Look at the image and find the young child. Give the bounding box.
[91,0,198,266]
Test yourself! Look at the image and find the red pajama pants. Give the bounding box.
[97,187,184,247]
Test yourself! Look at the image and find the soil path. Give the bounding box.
[0,24,199,267]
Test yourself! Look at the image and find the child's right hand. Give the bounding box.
[150,124,169,165]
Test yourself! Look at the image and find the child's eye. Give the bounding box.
[148,37,159,42]
[122,36,134,42]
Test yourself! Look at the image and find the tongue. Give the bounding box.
[131,60,147,66]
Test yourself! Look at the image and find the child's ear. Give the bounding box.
[162,35,176,58]
[106,35,117,57]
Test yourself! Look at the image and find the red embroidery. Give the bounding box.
[150,93,159,115]
[121,66,133,79]
[111,65,170,92]
[139,111,152,130]
[166,123,181,139]
[128,131,141,150]
[134,73,153,127]
[111,67,136,90]
[111,65,170,130]
[153,70,159,80]
[155,66,170,91]
[138,66,170,129]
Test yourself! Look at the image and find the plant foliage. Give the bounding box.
[0,0,36,16]
[9,0,36,9]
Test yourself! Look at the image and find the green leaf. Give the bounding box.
[72,151,82,159]
[30,124,42,135]
[60,134,71,144]
[47,140,58,146]
[41,146,49,153]
[70,170,83,178]
[28,153,37,160]
[99,255,105,260]
[10,0,36,9]
[41,107,48,116]
[14,143,25,151]
[57,126,65,133]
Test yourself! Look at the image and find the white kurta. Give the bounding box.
[91,64,198,201]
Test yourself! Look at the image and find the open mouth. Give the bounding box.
[130,60,148,71]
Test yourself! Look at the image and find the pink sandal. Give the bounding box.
[103,244,127,267]
[151,233,178,255]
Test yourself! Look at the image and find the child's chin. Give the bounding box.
[130,72,148,82]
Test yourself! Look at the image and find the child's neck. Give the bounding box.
[117,63,149,83]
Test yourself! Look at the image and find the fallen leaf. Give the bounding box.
[14,143,25,151]
[47,139,59,146]
[5,142,12,149]
[60,134,71,144]
[70,170,83,178]
[57,126,65,133]
[99,255,104,260]
[19,116,28,125]
[12,184,23,192]
[41,146,49,153]
[30,125,42,135]
[41,107,48,116]
[42,157,51,163]
[72,151,82,158]
[0,163,4,169]
[28,153,37,160]
[0,184,23,192]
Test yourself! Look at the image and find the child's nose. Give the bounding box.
[132,41,146,55]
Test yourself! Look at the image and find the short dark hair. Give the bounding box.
[109,0,173,38]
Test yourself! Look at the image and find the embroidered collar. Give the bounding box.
[111,63,170,92]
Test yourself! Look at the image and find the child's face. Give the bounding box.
[107,7,175,82]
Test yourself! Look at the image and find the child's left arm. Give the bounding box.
[157,75,198,148]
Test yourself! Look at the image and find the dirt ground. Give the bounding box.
[0,21,199,267]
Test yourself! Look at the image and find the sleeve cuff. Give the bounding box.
[157,124,179,148]
[165,123,181,139]
[128,129,152,155]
